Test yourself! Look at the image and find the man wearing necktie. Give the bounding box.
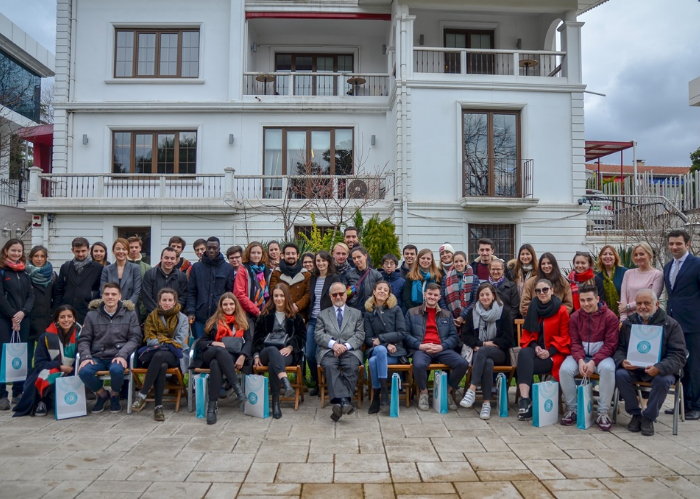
[664,229,700,420]
[315,282,365,421]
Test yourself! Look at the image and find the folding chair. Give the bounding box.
[75,352,134,414]
[130,355,187,413]
[317,364,365,409]
[412,364,451,401]
[254,364,305,410]
[366,363,412,407]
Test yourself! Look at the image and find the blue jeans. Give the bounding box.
[78,358,125,394]
[305,319,318,384]
[368,345,400,389]
[192,321,206,340]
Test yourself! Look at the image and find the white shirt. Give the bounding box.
[328,305,352,350]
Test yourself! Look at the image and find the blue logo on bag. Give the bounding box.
[248,393,258,405]
[64,392,78,405]
[544,399,553,412]
[637,341,651,354]
[587,400,593,413]
[11,358,21,369]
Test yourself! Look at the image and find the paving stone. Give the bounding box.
[127,460,196,482]
[512,480,555,499]
[564,449,594,459]
[307,453,334,462]
[550,458,619,479]
[466,451,526,471]
[0,481,56,499]
[524,460,567,480]
[601,477,684,499]
[140,481,211,499]
[364,484,395,497]
[42,480,92,499]
[244,462,279,483]
[395,494,459,499]
[508,443,569,460]
[308,438,358,454]
[335,452,388,472]
[437,452,466,461]
[390,463,422,482]
[477,470,537,481]
[255,446,309,463]
[334,472,392,483]
[430,437,483,454]
[301,483,362,498]
[81,481,152,495]
[476,437,510,452]
[239,483,301,495]
[542,479,609,492]
[204,483,242,499]
[193,452,254,472]
[187,471,246,482]
[657,476,700,499]
[184,436,238,452]
[394,483,456,494]
[416,462,478,482]
[277,463,333,483]
[453,481,522,498]
[403,424,451,438]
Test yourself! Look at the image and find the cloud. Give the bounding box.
[1,0,56,52]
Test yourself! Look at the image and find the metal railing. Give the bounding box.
[463,158,533,198]
[235,174,391,200]
[0,178,29,207]
[413,48,565,77]
[243,72,391,97]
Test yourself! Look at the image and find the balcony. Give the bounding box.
[460,158,537,209]
[243,72,391,98]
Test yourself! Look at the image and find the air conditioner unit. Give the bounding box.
[346,178,384,199]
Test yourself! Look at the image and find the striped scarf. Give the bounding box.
[443,267,475,317]
[35,323,78,397]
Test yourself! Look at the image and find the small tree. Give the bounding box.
[691,146,700,174]
[298,213,344,253]
[362,214,400,266]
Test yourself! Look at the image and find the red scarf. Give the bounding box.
[4,260,25,272]
[568,268,594,311]
[215,315,245,341]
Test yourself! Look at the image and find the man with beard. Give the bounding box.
[142,247,188,315]
[269,243,311,320]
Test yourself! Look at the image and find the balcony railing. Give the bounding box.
[414,48,565,77]
[243,72,391,97]
[0,178,29,207]
[463,158,534,199]
[235,174,391,200]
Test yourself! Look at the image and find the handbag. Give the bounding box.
[222,337,244,355]
[263,331,289,348]
[509,346,521,367]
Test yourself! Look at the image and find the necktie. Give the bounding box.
[337,308,343,330]
[670,260,679,289]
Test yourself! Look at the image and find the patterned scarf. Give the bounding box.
[215,315,245,342]
[249,264,269,308]
[489,275,506,287]
[72,256,92,275]
[144,303,183,348]
[35,323,78,397]
[443,267,475,316]
[601,268,620,318]
[568,268,594,311]
[26,262,53,288]
[4,260,25,272]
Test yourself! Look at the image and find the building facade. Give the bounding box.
[26,0,606,264]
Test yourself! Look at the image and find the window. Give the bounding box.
[0,51,41,122]
[118,227,151,264]
[115,29,199,78]
[444,29,494,74]
[468,224,515,262]
[112,131,197,174]
[462,110,521,197]
[263,127,353,199]
[275,53,353,95]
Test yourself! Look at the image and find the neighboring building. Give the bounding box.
[586,161,690,185]
[0,12,54,247]
[690,76,700,109]
[26,0,607,264]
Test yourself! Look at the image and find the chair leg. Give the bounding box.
[187,372,194,413]
[680,383,686,422]
[612,388,619,424]
[126,371,133,415]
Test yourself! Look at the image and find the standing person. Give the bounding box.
[306,250,340,396]
[234,242,271,321]
[595,245,628,319]
[0,239,34,410]
[127,236,152,276]
[403,248,442,311]
[90,242,109,267]
[26,246,56,367]
[193,239,207,262]
[506,244,537,295]
[619,243,664,321]
[267,241,281,269]
[489,258,521,323]
[459,283,513,419]
[344,246,382,314]
[13,305,81,417]
[78,283,142,414]
[399,245,417,279]
[186,237,236,339]
[364,281,407,414]
[344,227,360,252]
[516,279,571,421]
[380,254,406,312]
[332,243,351,279]
[301,253,315,273]
[131,288,189,421]
[567,251,604,312]
[520,253,573,316]
[168,236,192,273]
[226,245,243,280]
[101,238,142,310]
[471,238,495,283]
[439,251,477,332]
[253,284,306,419]
[54,237,103,323]
[141,247,188,316]
[664,230,700,420]
[438,243,455,275]
[269,243,311,320]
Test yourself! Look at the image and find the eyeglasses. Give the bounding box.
[330,292,345,298]
[535,287,550,294]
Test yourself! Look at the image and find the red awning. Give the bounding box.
[585,140,634,162]
[18,124,53,146]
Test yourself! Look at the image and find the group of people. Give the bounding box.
[0,226,698,436]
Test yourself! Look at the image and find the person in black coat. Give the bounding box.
[26,246,56,368]
[54,237,103,324]
[141,247,188,316]
[458,283,513,420]
[253,284,306,419]
[0,239,35,409]
[488,259,521,340]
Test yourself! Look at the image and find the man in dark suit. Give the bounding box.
[664,229,700,420]
[315,281,365,422]
[54,237,103,324]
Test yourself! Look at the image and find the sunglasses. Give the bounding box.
[330,292,345,298]
[535,287,551,294]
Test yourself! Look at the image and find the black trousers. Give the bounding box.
[470,346,507,400]
[320,351,360,403]
[202,346,240,402]
[683,333,700,411]
[140,350,179,406]
[259,346,293,394]
[516,346,553,387]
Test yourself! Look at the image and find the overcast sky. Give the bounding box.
[2,0,698,167]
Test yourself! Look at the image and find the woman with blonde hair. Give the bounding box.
[618,243,663,321]
[403,248,442,310]
[100,238,142,309]
[595,245,628,317]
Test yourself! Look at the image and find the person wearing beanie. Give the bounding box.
[439,243,455,275]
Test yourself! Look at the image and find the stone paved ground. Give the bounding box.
[1,390,700,499]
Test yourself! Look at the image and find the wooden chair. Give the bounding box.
[317,364,365,409]
[366,363,412,407]
[254,364,305,410]
[612,375,685,435]
[75,352,135,414]
[412,363,451,400]
[130,361,187,413]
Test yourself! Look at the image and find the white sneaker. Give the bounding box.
[418,393,430,411]
[480,402,491,420]
[460,389,476,408]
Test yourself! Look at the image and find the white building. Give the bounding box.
[26,0,607,265]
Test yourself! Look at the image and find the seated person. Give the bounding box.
[315,282,365,422]
[516,279,571,421]
[459,283,513,419]
[364,280,407,414]
[77,282,142,414]
[559,284,619,430]
[614,288,687,436]
[253,284,306,420]
[404,283,469,411]
[13,305,81,417]
[130,288,189,421]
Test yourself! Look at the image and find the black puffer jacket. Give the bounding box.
[142,266,188,315]
[77,300,142,361]
[186,253,235,323]
[0,266,35,319]
[253,312,306,366]
[363,295,408,358]
[493,279,521,321]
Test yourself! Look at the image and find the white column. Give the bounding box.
[558,19,584,84]
[395,13,415,81]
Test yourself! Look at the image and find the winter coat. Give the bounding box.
[380,270,406,313]
[186,253,235,323]
[596,266,628,312]
[307,273,341,319]
[493,278,521,321]
[144,311,190,350]
[269,267,311,320]
[403,275,441,312]
[54,260,103,323]
[195,320,254,365]
[343,266,383,313]
[614,309,687,379]
[404,304,459,354]
[77,300,142,361]
[233,263,272,317]
[520,304,571,381]
[460,307,513,360]
[520,275,574,317]
[399,261,412,279]
[101,262,142,311]
[569,302,619,365]
[438,268,477,320]
[141,266,188,315]
[0,266,35,321]
[363,294,408,358]
[253,312,306,366]
[28,273,56,342]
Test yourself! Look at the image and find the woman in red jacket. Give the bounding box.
[233,242,271,320]
[516,278,570,421]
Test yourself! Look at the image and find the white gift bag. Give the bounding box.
[628,324,663,368]
[577,376,593,430]
[532,380,559,427]
[195,373,209,419]
[244,374,269,419]
[54,376,87,420]
[432,370,448,414]
[0,331,28,383]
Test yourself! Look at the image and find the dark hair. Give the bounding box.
[127,236,143,247]
[72,237,89,248]
[226,245,243,257]
[206,237,220,245]
[667,229,691,244]
[513,244,538,280]
[381,253,399,265]
[261,283,296,318]
[350,245,368,256]
[267,240,280,250]
[344,226,359,235]
[29,245,48,261]
[402,244,417,254]
[193,238,206,249]
[424,282,441,293]
[0,239,25,268]
[168,236,186,247]
[242,241,268,265]
[161,246,178,258]
[91,242,108,265]
[573,251,594,269]
[52,304,77,324]
[578,283,598,297]
[452,250,467,262]
[301,252,315,263]
[282,242,299,254]
[156,287,178,303]
[314,250,336,276]
[477,238,494,250]
[103,282,121,292]
[537,253,568,296]
[536,278,553,289]
[476,282,503,306]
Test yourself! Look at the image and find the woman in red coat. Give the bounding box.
[516,278,570,421]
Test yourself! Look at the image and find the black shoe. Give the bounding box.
[341,397,355,415]
[368,389,381,414]
[272,393,282,419]
[331,402,342,422]
[517,397,532,421]
[281,377,295,399]
[35,401,48,417]
[380,380,389,407]
[628,414,642,432]
[310,387,320,397]
[91,393,109,413]
[233,385,246,411]
[641,416,654,436]
[686,410,700,420]
[206,400,218,425]
[110,396,122,413]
